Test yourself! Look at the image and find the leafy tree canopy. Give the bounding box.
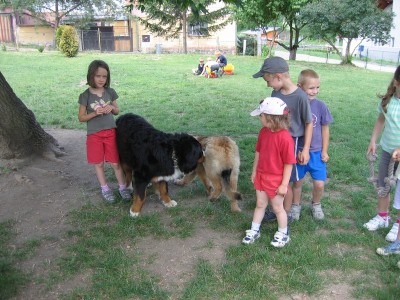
[1,0,123,27]
[300,0,393,63]
[127,0,241,16]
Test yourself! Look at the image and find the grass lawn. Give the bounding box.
[0,50,399,299]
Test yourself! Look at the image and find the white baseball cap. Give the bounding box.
[250,97,289,116]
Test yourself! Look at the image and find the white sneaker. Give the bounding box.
[363,215,390,231]
[386,223,399,242]
[270,231,290,248]
[290,204,302,221]
[242,229,260,245]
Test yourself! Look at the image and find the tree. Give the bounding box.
[129,0,241,16]
[300,0,393,64]
[2,0,122,29]
[234,0,311,60]
[0,72,64,160]
[137,0,232,54]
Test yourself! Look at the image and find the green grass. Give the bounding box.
[0,50,399,299]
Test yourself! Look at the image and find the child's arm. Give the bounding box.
[321,124,330,162]
[277,163,293,196]
[298,122,313,165]
[251,152,259,184]
[110,100,120,115]
[368,113,385,155]
[78,104,102,122]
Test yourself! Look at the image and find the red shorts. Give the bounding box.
[253,172,282,199]
[86,128,119,164]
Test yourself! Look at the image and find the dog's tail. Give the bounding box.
[221,169,242,201]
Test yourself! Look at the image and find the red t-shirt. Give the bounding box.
[256,127,296,175]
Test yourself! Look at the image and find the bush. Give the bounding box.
[37,45,45,53]
[1,44,6,51]
[55,25,66,49]
[236,35,257,56]
[59,26,79,57]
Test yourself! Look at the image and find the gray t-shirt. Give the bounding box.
[78,88,118,135]
[272,88,312,137]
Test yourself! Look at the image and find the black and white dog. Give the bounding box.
[116,113,204,217]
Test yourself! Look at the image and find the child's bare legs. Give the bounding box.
[270,194,290,247]
[110,162,132,201]
[95,162,115,203]
[291,179,304,220]
[94,162,107,186]
[253,190,269,224]
[283,183,293,212]
[270,195,287,230]
[311,180,325,219]
[110,162,125,187]
[242,191,268,244]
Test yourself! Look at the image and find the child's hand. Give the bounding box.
[251,171,256,184]
[321,152,329,162]
[102,104,114,114]
[367,142,376,155]
[392,149,400,161]
[276,184,288,196]
[297,151,310,165]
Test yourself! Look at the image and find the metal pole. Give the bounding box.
[98,28,101,52]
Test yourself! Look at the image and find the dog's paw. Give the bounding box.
[163,200,177,208]
[173,179,185,186]
[129,210,140,218]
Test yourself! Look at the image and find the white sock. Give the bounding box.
[278,227,288,235]
[251,222,260,232]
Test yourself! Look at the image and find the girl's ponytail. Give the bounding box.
[380,65,400,113]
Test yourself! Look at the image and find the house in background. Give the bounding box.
[0,2,236,54]
[130,2,236,54]
[0,7,55,47]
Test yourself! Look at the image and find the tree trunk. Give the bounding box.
[341,39,353,65]
[0,72,65,160]
[182,11,187,54]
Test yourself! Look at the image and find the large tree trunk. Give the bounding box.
[0,72,65,160]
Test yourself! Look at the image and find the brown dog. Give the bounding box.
[175,135,242,212]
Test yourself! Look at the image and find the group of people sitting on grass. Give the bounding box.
[192,50,227,78]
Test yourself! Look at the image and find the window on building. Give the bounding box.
[188,22,208,36]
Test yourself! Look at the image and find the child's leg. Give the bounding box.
[386,182,400,241]
[253,190,269,226]
[291,179,303,220]
[110,162,125,186]
[94,162,107,187]
[270,194,290,247]
[312,180,324,203]
[110,162,132,202]
[242,190,268,244]
[270,195,287,232]
[311,180,325,220]
[292,179,304,205]
[364,150,392,230]
[283,184,293,212]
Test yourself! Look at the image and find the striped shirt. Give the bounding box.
[379,96,400,153]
